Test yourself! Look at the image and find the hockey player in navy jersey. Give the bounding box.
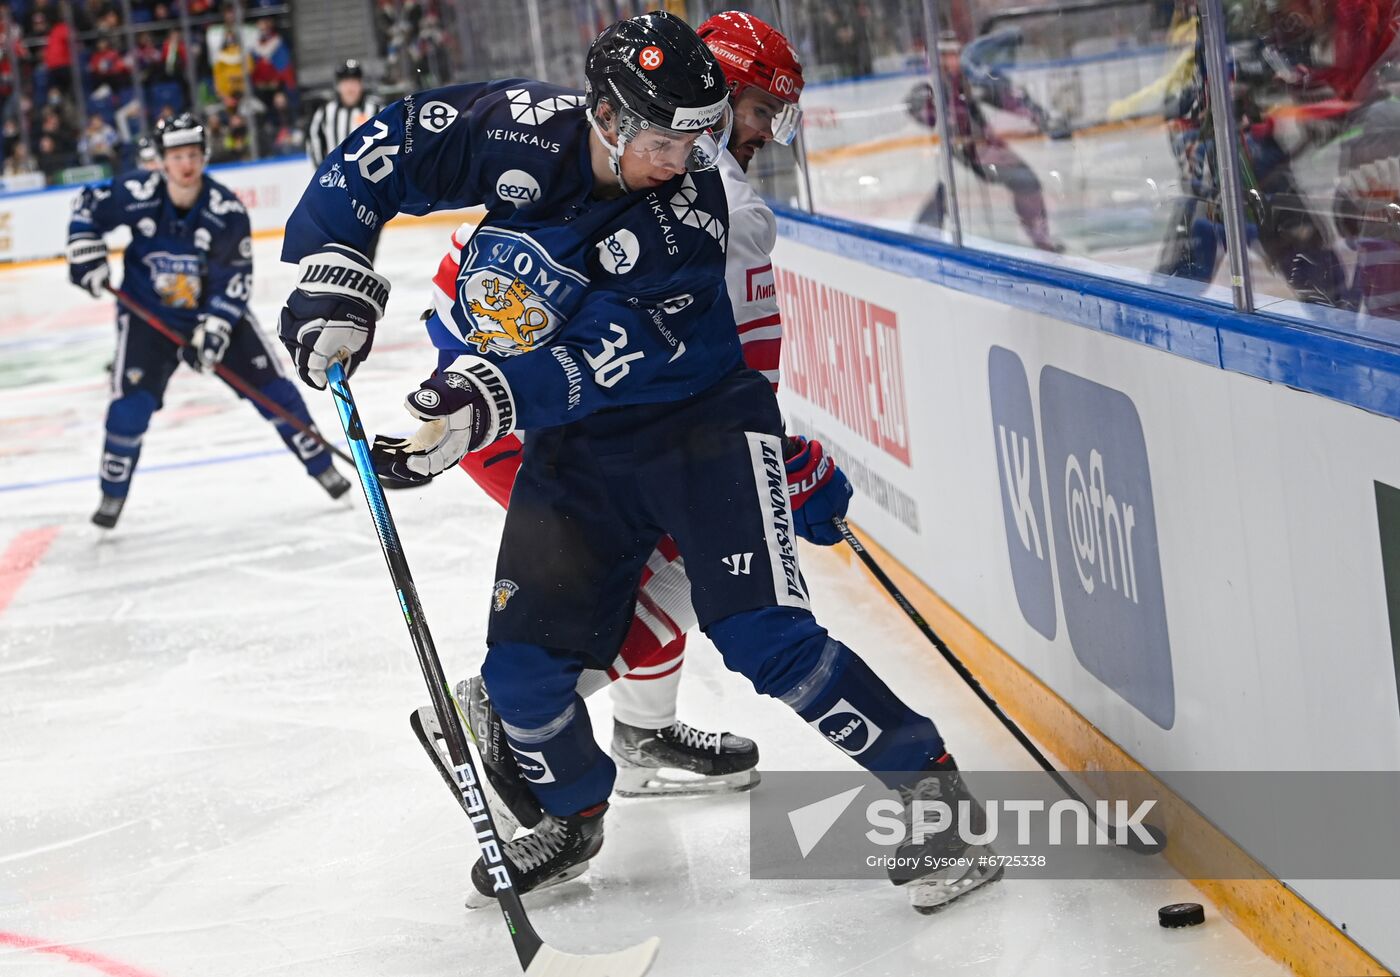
[67,113,351,529]
[278,11,999,916]
[447,10,822,801]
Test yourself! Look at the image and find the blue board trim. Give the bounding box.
[772,204,1400,421]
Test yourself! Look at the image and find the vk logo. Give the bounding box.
[988,346,1057,640]
[987,349,1174,729]
[722,552,753,575]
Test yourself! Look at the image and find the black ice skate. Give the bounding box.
[456,675,545,838]
[314,466,352,499]
[91,493,126,529]
[465,801,606,909]
[888,754,1003,914]
[611,719,760,797]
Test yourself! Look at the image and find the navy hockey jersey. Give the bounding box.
[281,80,742,432]
[68,169,254,330]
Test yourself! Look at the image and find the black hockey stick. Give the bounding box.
[106,285,354,466]
[833,517,1166,855]
[325,361,659,976]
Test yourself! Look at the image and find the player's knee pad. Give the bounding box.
[106,390,157,438]
[707,608,945,783]
[705,606,831,699]
[482,641,583,729]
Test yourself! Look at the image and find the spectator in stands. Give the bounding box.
[211,34,251,103]
[41,8,73,100]
[0,8,23,122]
[36,132,70,173]
[78,111,117,164]
[159,26,186,83]
[75,1,118,34]
[130,31,160,81]
[258,87,299,154]
[87,36,132,97]
[4,139,37,176]
[250,17,294,110]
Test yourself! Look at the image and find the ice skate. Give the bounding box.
[465,802,606,909]
[91,493,126,529]
[315,466,352,499]
[611,719,760,797]
[888,755,1003,914]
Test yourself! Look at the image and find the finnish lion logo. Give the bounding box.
[466,276,552,354]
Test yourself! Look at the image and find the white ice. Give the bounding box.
[0,221,1288,977]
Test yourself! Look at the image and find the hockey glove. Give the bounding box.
[785,436,853,546]
[278,246,389,389]
[182,314,233,373]
[66,236,110,298]
[370,356,516,484]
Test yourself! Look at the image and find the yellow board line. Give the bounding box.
[836,522,1393,977]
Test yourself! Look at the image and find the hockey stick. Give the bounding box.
[833,517,1166,855]
[324,360,660,977]
[105,285,354,466]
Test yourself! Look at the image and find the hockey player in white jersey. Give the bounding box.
[450,10,848,802]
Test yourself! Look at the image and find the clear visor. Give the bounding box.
[736,89,803,146]
[618,105,730,173]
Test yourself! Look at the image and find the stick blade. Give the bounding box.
[525,937,660,977]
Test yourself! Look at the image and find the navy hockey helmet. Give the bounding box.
[584,11,730,186]
[154,112,208,157]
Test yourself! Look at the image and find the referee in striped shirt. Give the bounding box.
[306,60,384,166]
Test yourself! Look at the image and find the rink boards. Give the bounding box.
[771,207,1400,975]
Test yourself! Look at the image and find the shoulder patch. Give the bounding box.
[670,174,727,251]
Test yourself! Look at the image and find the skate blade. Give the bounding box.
[908,858,1004,915]
[613,765,760,798]
[463,861,592,911]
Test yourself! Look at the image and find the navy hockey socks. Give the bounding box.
[707,607,946,786]
[100,391,156,498]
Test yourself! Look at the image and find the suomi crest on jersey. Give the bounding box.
[453,227,589,357]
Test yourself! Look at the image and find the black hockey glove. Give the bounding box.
[66,236,110,298]
[278,245,389,389]
[370,356,516,484]
[181,314,233,373]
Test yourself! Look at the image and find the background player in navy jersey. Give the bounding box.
[278,11,998,916]
[67,113,351,529]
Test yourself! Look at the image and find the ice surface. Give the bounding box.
[0,221,1288,977]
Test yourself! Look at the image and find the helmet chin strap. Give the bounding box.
[587,108,633,194]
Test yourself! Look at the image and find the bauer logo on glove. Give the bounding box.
[370,356,518,484]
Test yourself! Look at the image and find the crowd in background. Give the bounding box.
[1,0,297,184]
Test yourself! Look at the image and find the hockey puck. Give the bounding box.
[1158,903,1205,928]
